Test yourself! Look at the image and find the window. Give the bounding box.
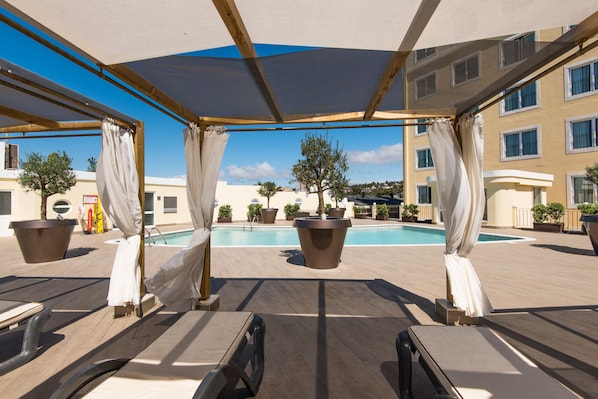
[501,82,538,114]
[416,148,434,169]
[416,119,428,135]
[452,54,479,85]
[501,32,536,68]
[164,196,178,214]
[501,128,539,160]
[566,116,598,153]
[0,191,11,216]
[570,175,596,205]
[416,185,432,204]
[566,59,598,98]
[415,73,436,99]
[52,200,71,215]
[415,47,435,63]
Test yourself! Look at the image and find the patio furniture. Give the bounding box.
[50,310,265,399]
[396,325,578,399]
[0,300,52,375]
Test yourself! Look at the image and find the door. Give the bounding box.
[0,191,12,237]
[144,192,155,227]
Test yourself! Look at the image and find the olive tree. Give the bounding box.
[18,151,77,220]
[257,181,279,209]
[291,133,349,218]
[586,162,598,186]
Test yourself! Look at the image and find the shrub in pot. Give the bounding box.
[401,204,419,222]
[579,162,598,254]
[247,203,262,222]
[217,204,233,223]
[284,203,300,220]
[531,202,564,232]
[376,203,389,220]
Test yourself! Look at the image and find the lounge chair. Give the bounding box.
[397,325,578,399]
[0,300,52,375]
[50,310,265,399]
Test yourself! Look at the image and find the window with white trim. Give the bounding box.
[416,119,428,135]
[566,115,598,153]
[501,127,539,161]
[415,47,435,63]
[565,58,598,99]
[569,174,596,206]
[164,196,178,214]
[501,82,538,114]
[416,185,431,205]
[416,148,434,169]
[452,54,479,86]
[415,73,436,99]
[500,32,536,68]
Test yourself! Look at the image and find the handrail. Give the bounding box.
[145,226,167,247]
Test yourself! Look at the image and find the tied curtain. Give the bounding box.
[428,115,493,317]
[146,125,229,311]
[96,119,143,307]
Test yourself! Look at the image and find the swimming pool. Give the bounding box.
[146,224,528,247]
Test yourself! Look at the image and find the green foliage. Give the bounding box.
[247,203,262,219]
[18,151,76,220]
[531,204,547,223]
[87,156,97,172]
[585,162,598,185]
[329,178,349,207]
[257,181,279,208]
[546,202,565,223]
[577,203,598,215]
[284,203,300,217]
[218,204,233,218]
[401,204,419,217]
[291,133,349,217]
[376,203,389,216]
[353,206,367,214]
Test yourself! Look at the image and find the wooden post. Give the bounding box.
[199,124,211,300]
[134,121,146,314]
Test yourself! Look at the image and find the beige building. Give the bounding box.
[403,27,598,230]
[0,143,329,237]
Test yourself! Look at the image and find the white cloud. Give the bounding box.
[347,143,403,164]
[226,162,279,180]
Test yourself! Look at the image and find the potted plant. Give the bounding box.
[257,181,279,224]
[10,151,78,263]
[217,204,233,223]
[376,203,389,220]
[284,203,300,220]
[353,206,368,219]
[291,133,351,269]
[531,202,564,232]
[328,178,349,218]
[580,162,598,254]
[401,204,419,222]
[247,203,262,222]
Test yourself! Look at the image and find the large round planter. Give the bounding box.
[580,215,598,255]
[9,219,77,263]
[293,217,351,269]
[261,208,278,224]
[328,208,346,218]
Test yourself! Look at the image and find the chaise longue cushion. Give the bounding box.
[0,300,44,330]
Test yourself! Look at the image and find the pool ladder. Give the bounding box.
[145,226,167,247]
[243,215,258,231]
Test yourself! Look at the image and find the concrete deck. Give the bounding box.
[0,219,596,398]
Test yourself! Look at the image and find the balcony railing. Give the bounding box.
[512,207,583,232]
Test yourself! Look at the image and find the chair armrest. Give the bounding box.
[49,358,129,399]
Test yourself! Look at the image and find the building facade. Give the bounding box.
[403,27,598,230]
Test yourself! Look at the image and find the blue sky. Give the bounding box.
[0,12,404,186]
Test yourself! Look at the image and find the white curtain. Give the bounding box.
[96,119,143,307]
[428,115,493,317]
[145,125,228,311]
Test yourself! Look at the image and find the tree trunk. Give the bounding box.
[317,190,325,219]
[40,193,48,220]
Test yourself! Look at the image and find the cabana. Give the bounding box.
[2,1,598,320]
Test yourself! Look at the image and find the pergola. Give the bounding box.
[2,1,598,316]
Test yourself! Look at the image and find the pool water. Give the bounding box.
[148,224,526,247]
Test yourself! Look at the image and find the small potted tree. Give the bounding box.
[401,204,419,222]
[580,162,598,254]
[328,178,349,218]
[217,204,233,223]
[291,133,351,269]
[284,203,300,220]
[376,203,389,220]
[10,151,78,263]
[257,181,279,224]
[532,202,564,232]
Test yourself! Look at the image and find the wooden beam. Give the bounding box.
[364,0,441,120]
[456,10,598,117]
[213,0,285,122]
[0,105,61,130]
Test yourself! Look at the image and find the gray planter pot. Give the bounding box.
[328,208,346,218]
[580,215,598,255]
[293,217,351,269]
[9,219,77,263]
